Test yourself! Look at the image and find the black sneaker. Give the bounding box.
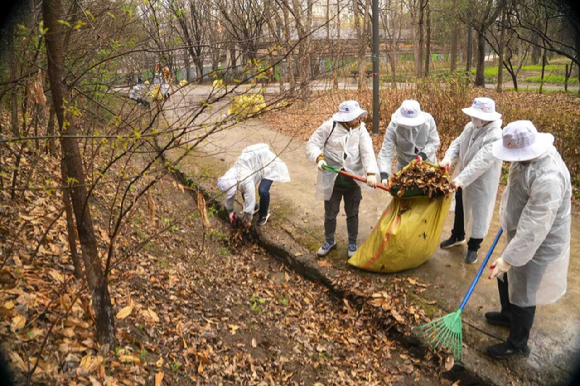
[257,213,270,226]
[464,250,478,264]
[440,235,466,249]
[485,312,511,328]
[486,342,530,358]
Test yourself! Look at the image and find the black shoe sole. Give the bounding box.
[485,319,511,328]
[440,239,466,249]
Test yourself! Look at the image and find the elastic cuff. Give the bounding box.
[380,172,389,181]
[417,152,427,161]
[316,154,324,163]
[366,172,375,176]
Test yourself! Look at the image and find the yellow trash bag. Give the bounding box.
[348,195,451,273]
[148,84,163,100]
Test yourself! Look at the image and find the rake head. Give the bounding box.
[414,310,464,361]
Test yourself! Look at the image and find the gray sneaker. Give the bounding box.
[317,241,337,257]
[465,250,478,264]
[257,213,270,226]
[347,244,358,258]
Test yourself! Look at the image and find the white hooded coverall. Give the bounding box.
[305,120,379,201]
[442,119,503,239]
[499,146,571,308]
[377,111,440,176]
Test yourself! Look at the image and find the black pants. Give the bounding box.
[498,275,536,350]
[451,187,483,251]
[258,179,273,218]
[324,185,362,245]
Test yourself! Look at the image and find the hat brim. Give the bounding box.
[462,107,502,121]
[394,111,425,127]
[332,108,368,122]
[492,133,554,162]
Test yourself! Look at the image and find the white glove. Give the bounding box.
[366,174,377,188]
[452,178,463,189]
[228,212,236,225]
[317,159,327,171]
[489,258,512,279]
[382,179,388,186]
[439,159,451,168]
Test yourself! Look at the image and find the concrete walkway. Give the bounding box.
[164,88,579,385]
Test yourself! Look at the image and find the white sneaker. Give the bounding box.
[316,241,337,257]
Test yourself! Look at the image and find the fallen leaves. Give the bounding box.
[115,301,134,320]
[390,160,454,198]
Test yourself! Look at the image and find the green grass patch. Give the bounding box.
[521,64,566,71]
[469,67,498,77]
[524,74,579,84]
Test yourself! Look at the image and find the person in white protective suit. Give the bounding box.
[306,100,379,258]
[439,97,503,264]
[377,99,440,184]
[217,144,291,227]
[486,120,571,358]
[129,77,149,107]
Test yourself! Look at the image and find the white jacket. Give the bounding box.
[442,120,503,239]
[499,146,571,307]
[306,120,379,201]
[219,144,290,216]
[377,111,440,176]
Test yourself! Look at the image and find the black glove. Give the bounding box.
[417,152,427,161]
[380,172,389,181]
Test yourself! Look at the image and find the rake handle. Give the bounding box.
[458,228,503,311]
[322,165,390,192]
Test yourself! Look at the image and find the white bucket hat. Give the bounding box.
[394,100,425,127]
[332,100,368,122]
[492,120,554,162]
[462,97,502,121]
[217,168,238,199]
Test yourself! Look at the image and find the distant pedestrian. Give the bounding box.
[129,77,149,107]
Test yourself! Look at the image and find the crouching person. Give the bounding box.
[306,100,379,258]
[217,143,290,227]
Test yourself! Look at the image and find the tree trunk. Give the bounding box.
[43,0,116,346]
[415,2,425,78]
[449,1,459,72]
[47,104,56,155]
[474,30,486,87]
[539,48,546,94]
[9,42,19,138]
[195,60,204,84]
[465,26,473,84]
[357,0,371,90]
[497,12,506,92]
[389,52,397,88]
[424,4,431,77]
[334,0,340,89]
[61,159,83,279]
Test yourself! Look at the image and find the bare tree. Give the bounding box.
[43,0,116,346]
